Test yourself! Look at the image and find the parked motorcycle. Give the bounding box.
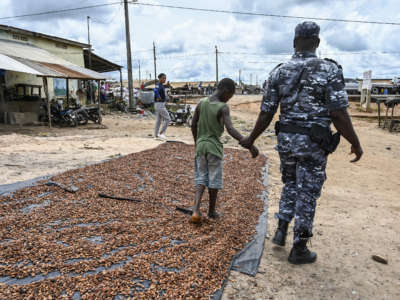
[167,104,193,126]
[83,106,102,124]
[71,105,89,125]
[39,101,77,127]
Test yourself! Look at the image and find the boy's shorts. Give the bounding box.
[194,153,223,189]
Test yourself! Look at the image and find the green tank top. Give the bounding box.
[195,97,227,159]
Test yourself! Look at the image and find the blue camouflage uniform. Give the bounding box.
[261,24,348,244]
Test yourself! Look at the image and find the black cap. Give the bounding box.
[294,21,320,39]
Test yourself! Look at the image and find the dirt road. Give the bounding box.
[0,95,399,299]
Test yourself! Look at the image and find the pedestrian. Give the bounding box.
[240,21,363,264]
[190,78,259,224]
[153,73,171,140]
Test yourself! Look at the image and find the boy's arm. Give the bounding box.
[240,111,275,148]
[221,106,259,158]
[191,103,201,143]
[221,105,243,141]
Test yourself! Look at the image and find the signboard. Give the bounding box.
[362,70,372,90]
[53,78,66,96]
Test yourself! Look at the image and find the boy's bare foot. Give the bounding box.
[208,211,221,219]
[191,211,201,223]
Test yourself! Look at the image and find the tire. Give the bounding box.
[96,114,102,124]
[77,111,89,125]
[186,115,193,127]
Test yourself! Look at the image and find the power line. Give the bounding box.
[0,1,121,20]
[131,2,400,26]
[0,0,399,27]
[91,3,123,25]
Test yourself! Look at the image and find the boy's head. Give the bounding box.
[158,73,167,84]
[216,78,236,102]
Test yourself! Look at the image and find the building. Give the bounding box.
[0,25,121,125]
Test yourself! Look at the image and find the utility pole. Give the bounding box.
[124,0,134,111]
[238,69,241,87]
[87,16,93,104]
[215,45,219,84]
[153,41,157,83]
[138,60,141,84]
[256,74,258,86]
[250,73,253,85]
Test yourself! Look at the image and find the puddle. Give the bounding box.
[85,236,103,244]
[20,200,50,214]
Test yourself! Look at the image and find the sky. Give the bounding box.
[1,0,400,83]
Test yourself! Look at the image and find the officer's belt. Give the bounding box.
[279,124,313,135]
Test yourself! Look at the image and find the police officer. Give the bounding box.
[240,21,363,264]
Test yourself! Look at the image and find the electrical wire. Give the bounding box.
[0,1,122,20]
[130,1,400,26]
[0,0,399,27]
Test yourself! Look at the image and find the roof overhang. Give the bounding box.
[84,49,122,73]
[0,39,105,80]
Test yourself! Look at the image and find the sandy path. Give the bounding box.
[0,95,399,299]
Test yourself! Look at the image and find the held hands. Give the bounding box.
[350,145,363,163]
[239,136,259,158]
[249,145,259,158]
[239,136,253,149]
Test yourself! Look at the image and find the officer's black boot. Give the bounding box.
[288,238,317,265]
[272,219,289,246]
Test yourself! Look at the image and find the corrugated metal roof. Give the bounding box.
[0,39,105,80]
[0,53,41,75]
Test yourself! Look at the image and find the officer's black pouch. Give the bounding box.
[310,124,340,154]
[274,121,280,136]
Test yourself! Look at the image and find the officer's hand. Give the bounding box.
[240,136,253,149]
[350,145,363,163]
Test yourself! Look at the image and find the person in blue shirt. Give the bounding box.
[154,73,171,139]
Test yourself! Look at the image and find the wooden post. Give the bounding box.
[124,0,134,111]
[66,78,69,108]
[215,45,219,84]
[119,69,123,101]
[42,77,51,128]
[97,80,101,114]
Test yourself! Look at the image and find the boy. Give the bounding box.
[190,78,259,223]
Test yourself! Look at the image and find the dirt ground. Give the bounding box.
[0,95,399,299]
